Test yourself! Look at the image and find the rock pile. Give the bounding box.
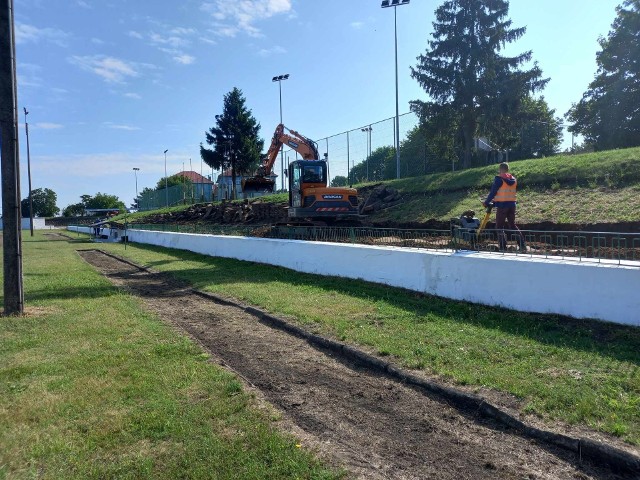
[359,185,402,214]
[131,200,288,225]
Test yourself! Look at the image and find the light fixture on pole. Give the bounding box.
[132,167,140,208]
[23,107,34,236]
[381,0,409,179]
[361,126,372,181]
[272,73,289,192]
[163,149,168,207]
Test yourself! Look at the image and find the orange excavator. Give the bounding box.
[243,124,359,220]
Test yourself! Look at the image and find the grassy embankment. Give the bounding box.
[372,147,640,224]
[93,237,640,447]
[0,233,342,479]
[116,147,640,226]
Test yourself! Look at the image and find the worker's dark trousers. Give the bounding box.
[495,206,525,250]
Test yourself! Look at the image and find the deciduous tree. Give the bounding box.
[21,188,59,217]
[566,0,640,150]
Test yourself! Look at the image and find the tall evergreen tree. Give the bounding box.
[566,0,640,150]
[200,87,264,199]
[411,0,548,168]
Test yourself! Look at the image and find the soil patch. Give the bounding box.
[77,249,629,480]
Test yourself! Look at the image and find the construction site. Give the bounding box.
[3,0,640,478]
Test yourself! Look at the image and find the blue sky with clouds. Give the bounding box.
[14,0,621,210]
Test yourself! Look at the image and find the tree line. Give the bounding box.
[36,0,640,213]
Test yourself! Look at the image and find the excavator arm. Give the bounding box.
[243,124,320,193]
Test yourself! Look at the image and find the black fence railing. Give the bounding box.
[125,223,640,266]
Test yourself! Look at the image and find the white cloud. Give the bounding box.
[34,122,64,130]
[35,152,177,177]
[15,23,70,46]
[351,21,364,30]
[171,27,196,36]
[174,54,195,65]
[124,92,142,100]
[199,35,217,45]
[257,45,286,57]
[91,37,105,45]
[104,123,141,131]
[201,0,293,37]
[18,63,43,88]
[149,32,190,48]
[69,55,140,83]
[129,28,197,65]
[76,0,91,8]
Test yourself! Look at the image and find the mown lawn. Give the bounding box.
[95,236,640,446]
[0,233,342,480]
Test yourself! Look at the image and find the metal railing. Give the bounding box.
[126,223,640,267]
[452,227,640,266]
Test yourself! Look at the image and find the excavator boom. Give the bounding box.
[242,124,320,194]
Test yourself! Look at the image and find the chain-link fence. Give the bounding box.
[278,112,567,188]
[138,183,214,211]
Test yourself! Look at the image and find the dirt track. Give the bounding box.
[78,248,627,480]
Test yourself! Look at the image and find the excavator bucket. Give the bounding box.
[242,176,276,194]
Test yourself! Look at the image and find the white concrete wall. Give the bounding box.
[0,218,48,230]
[107,229,639,327]
[68,226,93,234]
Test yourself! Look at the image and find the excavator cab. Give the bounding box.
[288,160,358,219]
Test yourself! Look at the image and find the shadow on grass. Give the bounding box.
[120,243,640,367]
[25,284,118,302]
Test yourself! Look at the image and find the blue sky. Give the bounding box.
[15,0,621,211]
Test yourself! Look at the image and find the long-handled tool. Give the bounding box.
[476,202,494,239]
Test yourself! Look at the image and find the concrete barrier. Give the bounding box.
[99,229,638,327]
[0,218,48,230]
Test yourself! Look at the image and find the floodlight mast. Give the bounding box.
[272,73,289,191]
[381,0,410,179]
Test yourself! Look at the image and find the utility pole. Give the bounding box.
[23,108,33,236]
[0,0,24,315]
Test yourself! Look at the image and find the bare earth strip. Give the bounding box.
[78,249,625,480]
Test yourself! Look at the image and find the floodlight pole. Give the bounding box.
[1,0,24,315]
[132,167,139,205]
[361,126,372,181]
[382,0,410,179]
[163,149,168,207]
[273,74,289,192]
[23,108,33,236]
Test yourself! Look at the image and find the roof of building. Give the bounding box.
[175,170,214,184]
[218,168,278,178]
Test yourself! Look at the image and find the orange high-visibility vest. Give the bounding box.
[494,178,517,202]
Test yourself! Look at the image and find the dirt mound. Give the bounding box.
[131,199,289,226]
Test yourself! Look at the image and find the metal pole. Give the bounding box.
[0,0,23,314]
[347,130,350,186]
[163,149,168,207]
[133,167,139,202]
[325,139,330,185]
[279,80,284,191]
[394,5,401,179]
[23,108,33,236]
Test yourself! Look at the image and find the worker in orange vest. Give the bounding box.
[483,162,526,251]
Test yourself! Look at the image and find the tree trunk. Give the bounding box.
[461,114,476,170]
[231,156,237,200]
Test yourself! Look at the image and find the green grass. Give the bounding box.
[113,147,640,226]
[373,147,640,224]
[0,233,342,479]
[95,238,640,446]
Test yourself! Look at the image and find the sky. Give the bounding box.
[13,0,622,211]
